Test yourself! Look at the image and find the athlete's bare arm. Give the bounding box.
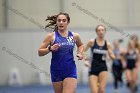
[38,32,60,56]
[107,41,116,60]
[85,39,94,52]
[84,39,94,67]
[136,49,140,67]
[73,32,84,60]
[84,39,94,59]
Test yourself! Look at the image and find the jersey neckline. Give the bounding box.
[56,30,70,38]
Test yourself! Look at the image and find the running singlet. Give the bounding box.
[126,50,138,69]
[89,39,108,76]
[91,39,108,67]
[51,31,76,70]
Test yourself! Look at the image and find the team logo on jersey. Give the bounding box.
[127,54,137,59]
[59,36,75,47]
[93,49,107,54]
[66,36,75,43]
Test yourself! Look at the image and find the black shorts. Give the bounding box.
[126,61,136,70]
[89,66,107,76]
[112,60,123,78]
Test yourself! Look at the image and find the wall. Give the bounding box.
[0,0,140,29]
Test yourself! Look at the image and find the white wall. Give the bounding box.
[0,27,140,86]
[134,0,140,26]
[0,0,5,28]
[65,0,128,27]
[0,0,140,28]
[6,0,60,28]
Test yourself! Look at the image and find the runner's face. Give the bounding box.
[114,40,120,48]
[56,15,68,31]
[96,26,106,38]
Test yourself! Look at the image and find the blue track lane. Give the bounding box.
[0,84,139,93]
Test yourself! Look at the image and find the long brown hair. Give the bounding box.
[131,35,140,52]
[45,12,70,31]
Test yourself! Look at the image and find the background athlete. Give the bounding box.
[84,24,115,93]
[123,39,140,93]
[112,39,125,93]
